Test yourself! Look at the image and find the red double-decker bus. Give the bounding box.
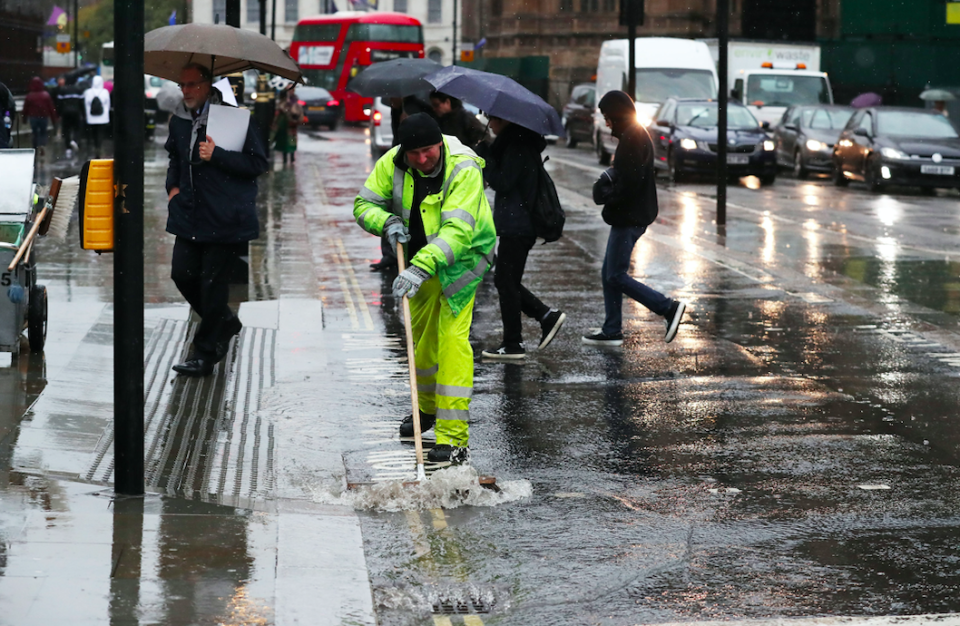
[291,12,424,123]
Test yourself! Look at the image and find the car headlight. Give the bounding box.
[679,138,698,151]
[805,139,825,152]
[880,146,908,160]
[763,140,776,152]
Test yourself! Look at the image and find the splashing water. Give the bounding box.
[308,465,533,512]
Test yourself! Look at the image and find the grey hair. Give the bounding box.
[181,63,212,82]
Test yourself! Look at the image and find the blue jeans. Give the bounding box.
[601,225,672,335]
[29,117,47,148]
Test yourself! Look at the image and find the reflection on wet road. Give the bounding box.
[2,127,960,625]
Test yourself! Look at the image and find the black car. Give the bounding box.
[649,98,778,184]
[774,104,853,178]
[832,106,960,192]
[561,83,595,148]
[298,86,342,131]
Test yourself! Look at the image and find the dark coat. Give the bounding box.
[164,103,268,243]
[22,77,57,122]
[592,120,658,228]
[477,124,545,238]
[438,106,488,148]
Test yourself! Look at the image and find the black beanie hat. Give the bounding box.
[398,112,443,152]
[598,90,636,120]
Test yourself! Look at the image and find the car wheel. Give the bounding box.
[760,174,777,186]
[564,123,578,149]
[596,133,611,166]
[865,154,883,192]
[793,150,808,179]
[832,160,849,187]
[668,149,684,184]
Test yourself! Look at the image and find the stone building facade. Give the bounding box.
[461,0,840,107]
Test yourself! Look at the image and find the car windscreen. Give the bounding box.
[806,108,853,130]
[877,111,959,139]
[635,69,716,103]
[302,69,340,91]
[677,103,758,129]
[297,87,333,101]
[746,75,830,107]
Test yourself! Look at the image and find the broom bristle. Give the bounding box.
[46,175,80,242]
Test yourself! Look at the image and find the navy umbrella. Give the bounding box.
[346,58,442,98]
[424,65,565,137]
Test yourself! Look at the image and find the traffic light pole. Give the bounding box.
[113,0,145,496]
[717,0,729,226]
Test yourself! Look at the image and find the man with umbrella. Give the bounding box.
[353,113,496,464]
[165,62,268,376]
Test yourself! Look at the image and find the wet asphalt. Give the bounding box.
[2,125,960,625]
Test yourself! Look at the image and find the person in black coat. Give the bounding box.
[476,117,565,360]
[584,90,687,347]
[164,63,268,376]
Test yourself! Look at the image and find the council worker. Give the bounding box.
[165,63,268,377]
[353,113,496,464]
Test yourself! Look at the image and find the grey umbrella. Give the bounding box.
[424,65,565,137]
[920,89,956,102]
[346,58,442,98]
[144,23,303,83]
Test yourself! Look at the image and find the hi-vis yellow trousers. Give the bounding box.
[408,276,475,447]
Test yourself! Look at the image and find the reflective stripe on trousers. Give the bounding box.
[408,276,474,447]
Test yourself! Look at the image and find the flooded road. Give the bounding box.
[2,126,960,625]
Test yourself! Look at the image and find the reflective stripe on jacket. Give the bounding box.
[353,135,496,316]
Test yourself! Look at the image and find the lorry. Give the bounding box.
[700,40,834,127]
[594,37,718,164]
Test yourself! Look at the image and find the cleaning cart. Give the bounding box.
[0,149,48,355]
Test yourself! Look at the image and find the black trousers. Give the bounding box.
[494,235,550,346]
[88,123,105,157]
[61,113,81,148]
[171,237,241,360]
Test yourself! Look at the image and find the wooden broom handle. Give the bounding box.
[7,178,62,272]
[397,240,426,471]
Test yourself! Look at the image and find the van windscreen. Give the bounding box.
[635,69,715,103]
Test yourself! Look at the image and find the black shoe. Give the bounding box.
[664,300,687,344]
[581,329,624,346]
[172,357,214,377]
[481,343,526,360]
[370,258,398,272]
[399,411,436,437]
[427,444,469,464]
[538,310,566,350]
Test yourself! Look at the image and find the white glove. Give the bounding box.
[392,265,431,300]
[383,216,410,249]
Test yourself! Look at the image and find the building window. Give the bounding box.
[213,0,226,22]
[580,0,598,11]
[560,0,573,10]
[428,48,443,63]
[394,0,407,11]
[247,0,260,22]
[285,0,298,23]
[602,0,615,10]
[491,0,502,17]
[428,0,442,23]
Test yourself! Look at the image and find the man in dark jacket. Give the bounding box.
[584,90,687,346]
[476,117,565,359]
[430,92,489,148]
[165,63,268,376]
[53,76,84,157]
[0,80,15,149]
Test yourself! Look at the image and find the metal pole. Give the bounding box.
[113,0,145,496]
[452,0,458,66]
[259,0,267,34]
[717,0,728,226]
[73,0,78,68]
[627,0,636,100]
[271,0,277,40]
[226,0,241,27]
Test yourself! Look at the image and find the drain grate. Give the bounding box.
[432,598,490,615]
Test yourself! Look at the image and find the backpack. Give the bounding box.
[530,156,565,242]
[90,95,103,116]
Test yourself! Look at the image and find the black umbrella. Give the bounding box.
[424,65,564,137]
[346,58,442,98]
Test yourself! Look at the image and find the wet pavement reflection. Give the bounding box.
[2,127,960,624]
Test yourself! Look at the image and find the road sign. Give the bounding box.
[56,34,71,53]
[949,0,960,24]
[460,50,474,63]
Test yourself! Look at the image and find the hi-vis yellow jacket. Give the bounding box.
[354,135,496,316]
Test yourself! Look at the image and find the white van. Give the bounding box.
[594,37,718,164]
